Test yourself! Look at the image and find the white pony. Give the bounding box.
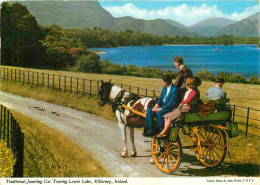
[98,80,155,157]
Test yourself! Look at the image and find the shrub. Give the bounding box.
[195,70,215,81]
[228,73,247,83]
[249,76,260,84]
[74,53,101,73]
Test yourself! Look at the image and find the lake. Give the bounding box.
[91,45,260,78]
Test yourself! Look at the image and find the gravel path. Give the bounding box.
[0,91,209,177]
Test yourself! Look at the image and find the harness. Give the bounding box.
[105,85,150,125]
[110,89,141,113]
[109,89,126,112]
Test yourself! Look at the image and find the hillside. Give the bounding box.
[11,1,115,29]
[11,1,197,37]
[216,13,260,37]
[113,17,197,37]
[163,19,189,31]
[190,17,236,37]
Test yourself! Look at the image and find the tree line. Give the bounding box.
[1,2,259,84]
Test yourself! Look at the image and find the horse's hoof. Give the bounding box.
[120,151,128,157]
[130,151,137,157]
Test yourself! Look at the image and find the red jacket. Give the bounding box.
[181,89,197,110]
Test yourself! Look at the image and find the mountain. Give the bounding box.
[11,1,197,37]
[11,1,115,29]
[113,17,197,37]
[163,19,189,31]
[190,17,236,37]
[216,13,260,37]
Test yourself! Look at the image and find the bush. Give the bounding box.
[101,60,124,75]
[228,73,247,83]
[195,70,215,81]
[74,53,101,73]
[249,76,260,84]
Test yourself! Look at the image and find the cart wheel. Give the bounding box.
[195,125,227,167]
[151,136,182,174]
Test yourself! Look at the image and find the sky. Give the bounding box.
[99,0,260,26]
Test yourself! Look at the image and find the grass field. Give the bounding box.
[5,109,111,177]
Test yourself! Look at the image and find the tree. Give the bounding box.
[1,2,43,67]
[74,53,101,73]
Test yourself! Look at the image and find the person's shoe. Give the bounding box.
[143,129,157,137]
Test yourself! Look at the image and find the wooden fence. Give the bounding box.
[0,105,24,177]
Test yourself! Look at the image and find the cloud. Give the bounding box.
[230,5,260,21]
[104,3,260,26]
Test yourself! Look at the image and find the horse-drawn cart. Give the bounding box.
[151,110,239,174]
[97,81,239,174]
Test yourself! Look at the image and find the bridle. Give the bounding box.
[98,83,140,112]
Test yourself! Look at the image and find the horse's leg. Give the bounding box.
[129,127,137,157]
[115,110,128,157]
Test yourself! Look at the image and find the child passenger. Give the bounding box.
[155,77,201,138]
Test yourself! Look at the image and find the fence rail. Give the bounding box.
[1,67,259,138]
[0,104,24,177]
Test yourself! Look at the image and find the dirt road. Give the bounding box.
[0,91,214,177]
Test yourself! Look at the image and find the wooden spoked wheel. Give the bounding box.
[195,125,227,167]
[151,136,182,174]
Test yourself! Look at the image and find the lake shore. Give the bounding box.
[89,50,107,54]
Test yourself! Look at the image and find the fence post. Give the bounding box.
[11,69,13,81]
[7,111,10,148]
[246,107,250,138]
[53,74,55,89]
[129,86,131,93]
[83,79,85,95]
[137,87,139,96]
[64,76,66,92]
[97,81,99,100]
[27,71,29,84]
[14,120,17,156]
[23,71,25,84]
[145,89,148,97]
[42,73,44,86]
[70,77,72,93]
[153,90,155,98]
[90,80,92,96]
[233,105,236,122]
[32,72,34,86]
[121,84,123,88]
[77,78,78,93]
[11,116,13,150]
[48,74,49,88]
[0,105,2,139]
[19,70,21,82]
[3,107,6,139]
[7,68,9,80]
[15,69,17,81]
[20,133,24,177]
[59,75,61,91]
[3,68,5,80]
[37,72,39,86]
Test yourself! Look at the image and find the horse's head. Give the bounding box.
[98,80,113,106]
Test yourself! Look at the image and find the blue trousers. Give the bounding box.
[145,108,170,130]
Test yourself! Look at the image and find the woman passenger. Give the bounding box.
[156,77,200,138]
